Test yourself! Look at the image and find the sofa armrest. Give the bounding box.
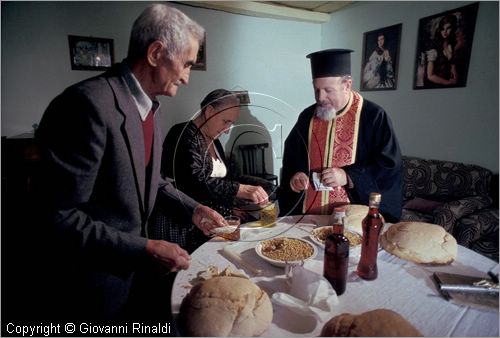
[432,195,492,233]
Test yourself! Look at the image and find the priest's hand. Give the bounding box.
[321,167,347,188]
[290,172,309,192]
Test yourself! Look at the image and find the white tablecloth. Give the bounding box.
[171,215,499,337]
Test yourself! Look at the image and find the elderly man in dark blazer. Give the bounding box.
[33,4,225,321]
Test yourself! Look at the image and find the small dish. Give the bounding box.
[255,237,317,268]
[310,226,363,265]
[309,226,362,248]
[211,225,240,241]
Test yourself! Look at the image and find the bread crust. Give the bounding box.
[344,204,369,233]
[178,276,273,336]
[320,309,422,336]
[381,221,457,264]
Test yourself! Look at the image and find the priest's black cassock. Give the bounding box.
[278,96,403,223]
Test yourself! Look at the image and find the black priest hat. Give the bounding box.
[306,49,353,78]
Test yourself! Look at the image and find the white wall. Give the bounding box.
[322,1,499,172]
[164,4,321,175]
[1,1,146,135]
[2,1,498,175]
[1,1,320,177]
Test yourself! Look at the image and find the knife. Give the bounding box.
[439,283,499,293]
[222,246,263,276]
[488,271,499,284]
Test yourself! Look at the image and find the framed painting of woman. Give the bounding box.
[413,3,479,89]
[360,23,402,91]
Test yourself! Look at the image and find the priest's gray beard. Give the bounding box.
[315,105,337,121]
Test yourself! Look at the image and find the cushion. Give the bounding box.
[403,197,443,214]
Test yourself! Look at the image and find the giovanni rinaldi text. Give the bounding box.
[5,322,171,336]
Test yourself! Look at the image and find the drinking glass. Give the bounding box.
[219,215,241,241]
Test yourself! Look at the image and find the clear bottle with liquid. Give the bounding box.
[323,218,349,295]
[356,192,383,280]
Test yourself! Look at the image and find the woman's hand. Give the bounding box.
[383,49,391,61]
[237,184,269,205]
[443,43,453,60]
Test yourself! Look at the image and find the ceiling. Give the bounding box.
[263,1,353,14]
[176,1,354,23]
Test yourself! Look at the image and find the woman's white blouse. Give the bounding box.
[210,146,227,178]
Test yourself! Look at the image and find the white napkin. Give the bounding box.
[312,172,334,191]
[271,263,339,321]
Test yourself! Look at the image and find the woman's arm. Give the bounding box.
[426,48,457,85]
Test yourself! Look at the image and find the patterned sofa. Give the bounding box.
[401,156,499,261]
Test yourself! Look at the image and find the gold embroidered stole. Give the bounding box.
[303,91,363,214]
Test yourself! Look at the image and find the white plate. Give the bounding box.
[309,226,363,265]
[309,226,362,248]
[309,226,330,248]
[255,237,317,268]
[240,221,278,229]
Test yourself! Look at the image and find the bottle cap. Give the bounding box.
[330,206,346,225]
[369,192,382,203]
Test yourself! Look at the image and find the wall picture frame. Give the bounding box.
[234,90,250,104]
[68,35,114,71]
[413,3,479,89]
[192,33,206,71]
[360,23,402,91]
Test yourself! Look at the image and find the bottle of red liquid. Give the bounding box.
[323,218,349,295]
[357,192,383,280]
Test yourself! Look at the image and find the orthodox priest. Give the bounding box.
[279,49,403,222]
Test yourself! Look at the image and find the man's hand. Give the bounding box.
[146,239,191,272]
[290,172,309,192]
[237,184,269,205]
[192,204,226,235]
[321,168,348,188]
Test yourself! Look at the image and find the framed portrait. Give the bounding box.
[192,33,206,71]
[360,23,402,91]
[413,3,479,89]
[234,90,250,104]
[68,35,114,71]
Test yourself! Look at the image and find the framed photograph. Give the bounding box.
[413,3,479,89]
[360,23,402,91]
[68,35,114,71]
[234,90,250,104]
[192,33,206,71]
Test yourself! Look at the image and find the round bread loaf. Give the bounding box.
[320,309,422,336]
[178,276,273,336]
[343,204,369,233]
[380,221,457,264]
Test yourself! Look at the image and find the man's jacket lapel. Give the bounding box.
[147,112,162,216]
[108,74,147,216]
